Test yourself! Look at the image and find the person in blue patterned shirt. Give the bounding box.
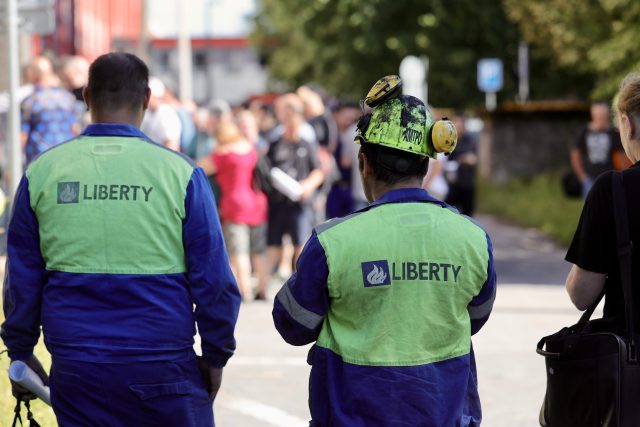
[21,56,80,164]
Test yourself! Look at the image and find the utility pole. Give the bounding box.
[177,0,192,101]
[138,0,150,64]
[6,0,22,198]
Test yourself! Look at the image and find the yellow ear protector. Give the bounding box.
[430,117,457,155]
[357,75,458,158]
[364,75,403,108]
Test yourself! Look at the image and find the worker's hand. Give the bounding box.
[299,180,315,202]
[11,354,49,401]
[197,357,223,402]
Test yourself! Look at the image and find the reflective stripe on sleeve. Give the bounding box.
[467,287,496,320]
[276,284,324,330]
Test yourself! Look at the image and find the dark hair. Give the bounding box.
[360,142,428,185]
[86,52,149,112]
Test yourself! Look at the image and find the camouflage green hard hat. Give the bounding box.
[355,75,457,159]
[355,94,436,158]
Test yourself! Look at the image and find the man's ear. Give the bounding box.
[143,87,151,110]
[359,150,374,178]
[82,86,90,110]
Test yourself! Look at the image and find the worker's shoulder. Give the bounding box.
[315,201,488,239]
[26,136,83,172]
[438,204,489,238]
[27,135,196,177]
[134,135,196,168]
[314,209,369,235]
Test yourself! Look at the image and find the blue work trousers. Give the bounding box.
[50,358,214,427]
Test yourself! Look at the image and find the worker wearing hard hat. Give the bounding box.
[273,76,497,427]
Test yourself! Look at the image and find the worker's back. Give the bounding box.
[24,124,198,362]
[309,193,492,426]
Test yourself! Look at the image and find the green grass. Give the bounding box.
[477,171,585,248]
[1,304,57,426]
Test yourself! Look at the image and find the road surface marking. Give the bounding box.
[220,395,308,427]
[229,356,307,366]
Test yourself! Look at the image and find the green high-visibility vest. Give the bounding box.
[26,135,194,275]
[314,202,489,366]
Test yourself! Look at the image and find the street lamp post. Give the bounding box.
[6,0,22,198]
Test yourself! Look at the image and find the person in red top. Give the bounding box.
[200,121,269,301]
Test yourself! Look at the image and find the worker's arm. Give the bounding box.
[300,168,324,201]
[299,141,326,201]
[570,147,588,183]
[183,167,241,368]
[273,231,330,345]
[20,98,33,150]
[565,264,606,311]
[20,132,28,149]
[158,105,183,152]
[1,176,47,361]
[196,155,216,176]
[467,232,497,335]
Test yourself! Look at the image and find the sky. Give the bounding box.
[148,0,256,38]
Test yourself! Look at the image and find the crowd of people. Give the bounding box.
[14,54,480,302]
[2,52,492,427]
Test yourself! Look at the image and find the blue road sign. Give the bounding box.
[477,58,503,93]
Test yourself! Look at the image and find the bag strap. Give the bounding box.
[578,289,606,323]
[12,399,23,427]
[11,398,41,427]
[612,171,637,362]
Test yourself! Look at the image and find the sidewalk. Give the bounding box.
[472,215,590,427]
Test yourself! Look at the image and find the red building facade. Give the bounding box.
[34,0,142,61]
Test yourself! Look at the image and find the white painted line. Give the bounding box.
[228,357,308,367]
[220,395,308,427]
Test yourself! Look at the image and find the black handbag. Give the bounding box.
[562,171,582,198]
[537,172,640,427]
[252,152,275,196]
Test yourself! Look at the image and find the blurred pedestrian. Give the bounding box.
[326,101,361,218]
[59,55,91,129]
[187,107,215,160]
[1,52,240,426]
[209,99,233,139]
[59,55,90,103]
[297,85,338,152]
[199,121,270,301]
[445,113,478,215]
[164,85,197,155]
[141,77,182,151]
[267,93,324,269]
[422,152,449,201]
[237,109,268,154]
[273,76,496,426]
[570,101,623,198]
[298,86,339,222]
[566,74,640,315]
[21,56,80,164]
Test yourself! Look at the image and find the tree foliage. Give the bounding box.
[251,0,594,108]
[503,0,640,100]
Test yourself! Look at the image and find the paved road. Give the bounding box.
[214,214,587,427]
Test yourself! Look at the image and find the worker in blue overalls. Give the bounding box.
[1,52,241,426]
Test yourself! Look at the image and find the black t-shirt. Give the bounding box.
[566,163,640,319]
[447,133,477,189]
[266,137,321,204]
[574,128,622,179]
[307,113,338,150]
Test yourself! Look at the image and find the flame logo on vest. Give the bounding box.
[57,182,80,204]
[367,265,387,285]
[361,260,391,287]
